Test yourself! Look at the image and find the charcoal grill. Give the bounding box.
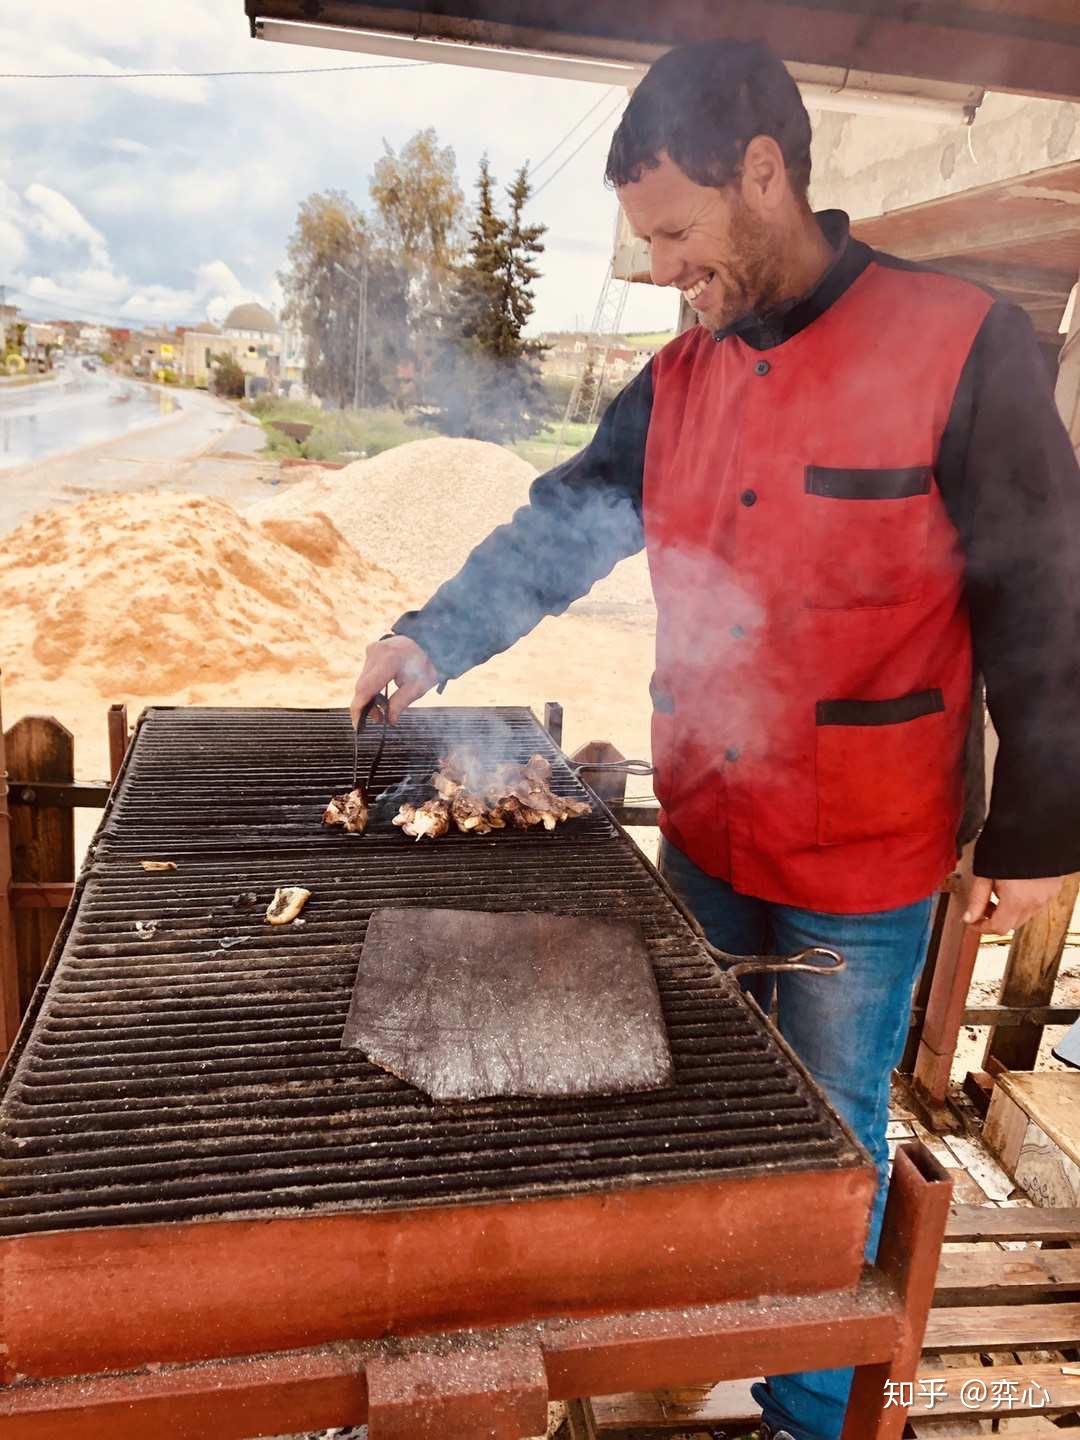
[0,706,951,1440]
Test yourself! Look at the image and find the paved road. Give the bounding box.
[0,362,185,468]
[0,366,280,536]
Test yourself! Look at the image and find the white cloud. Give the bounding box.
[107,137,151,156]
[24,183,110,265]
[0,0,680,332]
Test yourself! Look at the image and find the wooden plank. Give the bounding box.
[925,1302,1080,1353]
[591,1379,759,1430]
[563,1398,599,1440]
[941,1135,1017,1202]
[107,703,129,784]
[986,1085,1038,1176]
[907,1362,1080,1418]
[985,874,1080,1071]
[996,1072,1080,1170]
[3,715,74,1019]
[946,1203,1080,1242]
[934,1248,1080,1305]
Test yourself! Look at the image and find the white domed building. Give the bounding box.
[182,301,282,390]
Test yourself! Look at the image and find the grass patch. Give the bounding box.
[511,419,598,472]
[249,399,424,462]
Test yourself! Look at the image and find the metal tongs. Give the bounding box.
[662,873,845,980]
[571,758,843,980]
[352,688,390,803]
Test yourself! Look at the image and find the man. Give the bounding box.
[350,39,1080,1440]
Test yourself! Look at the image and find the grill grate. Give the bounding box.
[0,707,859,1236]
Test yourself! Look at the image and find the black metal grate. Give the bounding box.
[0,707,860,1236]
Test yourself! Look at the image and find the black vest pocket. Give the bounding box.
[815,689,953,845]
[803,465,932,609]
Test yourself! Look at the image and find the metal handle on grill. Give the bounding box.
[571,759,654,777]
[723,945,845,978]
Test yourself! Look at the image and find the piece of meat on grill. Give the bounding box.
[451,791,507,835]
[323,788,369,834]
[393,798,451,840]
[265,886,311,925]
[414,750,591,837]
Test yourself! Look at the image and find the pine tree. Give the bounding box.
[425,159,553,441]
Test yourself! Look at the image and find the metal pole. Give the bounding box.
[359,254,369,410]
[353,287,362,411]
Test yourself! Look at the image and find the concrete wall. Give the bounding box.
[809,91,1080,219]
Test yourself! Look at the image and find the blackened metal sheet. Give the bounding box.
[342,908,674,1101]
[0,707,861,1236]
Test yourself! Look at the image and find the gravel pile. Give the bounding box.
[247,436,654,612]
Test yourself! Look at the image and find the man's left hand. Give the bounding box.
[963,875,1064,934]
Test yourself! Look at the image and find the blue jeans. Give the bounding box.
[659,839,933,1440]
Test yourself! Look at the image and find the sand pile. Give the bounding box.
[0,491,406,696]
[247,435,655,610]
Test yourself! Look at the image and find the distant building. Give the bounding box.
[182,302,281,388]
[25,323,63,364]
[75,324,109,354]
[538,331,658,388]
[0,303,19,354]
[126,328,182,376]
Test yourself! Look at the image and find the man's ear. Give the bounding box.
[740,135,787,214]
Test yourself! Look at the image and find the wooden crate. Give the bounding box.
[985,1072,1080,1208]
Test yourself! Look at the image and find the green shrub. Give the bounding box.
[210,353,246,399]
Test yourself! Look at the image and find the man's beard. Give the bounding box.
[702,200,785,332]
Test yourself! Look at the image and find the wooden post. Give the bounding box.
[0,679,19,1056]
[984,872,1080,1072]
[4,716,75,1019]
[108,703,129,784]
[543,702,563,750]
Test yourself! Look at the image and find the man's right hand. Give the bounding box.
[350,635,439,729]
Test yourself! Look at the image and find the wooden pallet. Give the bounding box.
[569,1203,1080,1439]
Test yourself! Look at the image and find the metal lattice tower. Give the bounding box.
[553,260,631,463]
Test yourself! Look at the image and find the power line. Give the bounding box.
[531,93,627,198]
[0,62,429,79]
[8,289,205,329]
[529,86,617,181]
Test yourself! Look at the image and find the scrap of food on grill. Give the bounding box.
[393,750,591,841]
[265,886,311,925]
[322,787,369,835]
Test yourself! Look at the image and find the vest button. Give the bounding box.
[754,359,770,375]
[730,624,745,639]
[740,489,758,507]
[725,746,740,763]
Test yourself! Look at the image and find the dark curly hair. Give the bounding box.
[605,40,812,202]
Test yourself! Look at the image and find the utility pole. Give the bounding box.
[334,257,369,411]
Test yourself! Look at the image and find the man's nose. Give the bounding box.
[648,239,682,289]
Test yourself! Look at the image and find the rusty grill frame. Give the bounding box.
[0,705,882,1410]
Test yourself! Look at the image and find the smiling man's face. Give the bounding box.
[618,151,784,332]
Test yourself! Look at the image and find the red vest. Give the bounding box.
[644,260,993,913]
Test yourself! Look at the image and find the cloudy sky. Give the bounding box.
[0,1,679,335]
